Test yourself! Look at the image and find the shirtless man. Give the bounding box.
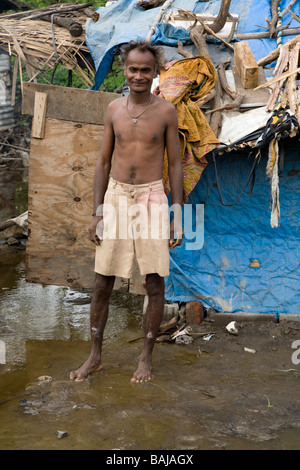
[70,40,183,383]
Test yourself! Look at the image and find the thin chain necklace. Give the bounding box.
[126,94,153,124]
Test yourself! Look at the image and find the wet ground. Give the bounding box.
[1,245,300,451]
[1,152,300,451]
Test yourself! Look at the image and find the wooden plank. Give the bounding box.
[31,91,47,139]
[26,117,101,288]
[234,41,259,89]
[22,82,119,125]
[26,115,144,293]
[232,66,270,104]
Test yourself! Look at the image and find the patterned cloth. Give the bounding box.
[154,56,219,202]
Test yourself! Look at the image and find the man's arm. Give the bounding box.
[88,102,115,245]
[165,104,184,249]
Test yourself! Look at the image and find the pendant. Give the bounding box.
[132,118,138,124]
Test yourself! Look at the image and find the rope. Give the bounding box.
[51,14,61,62]
[274,2,284,111]
[277,4,283,49]
[212,150,261,207]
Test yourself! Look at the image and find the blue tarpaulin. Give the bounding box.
[86,0,198,89]
[194,0,300,68]
[86,0,300,88]
[165,138,300,315]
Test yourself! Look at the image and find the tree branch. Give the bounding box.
[209,0,232,33]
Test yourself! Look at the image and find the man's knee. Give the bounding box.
[145,273,164,297]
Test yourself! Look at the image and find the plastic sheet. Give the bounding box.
[86,0,300,89]
[194,0,300,67]
[165,138,300,315]
[85,0,198,89]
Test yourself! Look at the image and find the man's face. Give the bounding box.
[124,49,156,93]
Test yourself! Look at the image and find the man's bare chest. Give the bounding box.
[114,116,165,146]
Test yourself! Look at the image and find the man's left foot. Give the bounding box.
[130,361,152,383]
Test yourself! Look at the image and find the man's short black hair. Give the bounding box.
[120,40,166,75]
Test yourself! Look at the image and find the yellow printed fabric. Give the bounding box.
[154,56,219,202]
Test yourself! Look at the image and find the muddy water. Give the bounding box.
[1,167,300,451]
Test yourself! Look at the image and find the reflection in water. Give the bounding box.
[0,250,144,365]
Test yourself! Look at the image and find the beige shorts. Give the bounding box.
[94,177,170,278]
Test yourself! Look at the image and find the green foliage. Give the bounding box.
[16,0,109,9]
[101,58,125,93]
[14,182,28,215]
[49,65,88,88]
[11,56,88,90]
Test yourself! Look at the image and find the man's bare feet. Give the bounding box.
[70,356,102,382]
[130,360,152,383]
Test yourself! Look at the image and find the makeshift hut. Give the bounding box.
[1,0,299,318]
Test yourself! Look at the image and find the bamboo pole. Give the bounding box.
[235,27,300,40]
[279,0,298,18]
[254,65,300,91]
[177,9,234,51]
[20,3,94,21]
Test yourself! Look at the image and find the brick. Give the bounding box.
[185,301,204,325]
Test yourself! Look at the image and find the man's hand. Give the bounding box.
[88,216,103,246]
[169,218,183,249]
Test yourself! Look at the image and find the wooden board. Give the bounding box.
[23,83,149,295]
[31,91,47,138]
[26,116,146,294]
[26,117,102,288]
[22,82,119,125]
[232,66,270,105]
[26,117,130,292]
[234,41,259,89]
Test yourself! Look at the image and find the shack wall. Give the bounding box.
[24,83,145,293]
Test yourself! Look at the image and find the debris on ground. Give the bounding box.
[226,320,239,335]
[0,121,30,250]
[0,211,28,249]
[155,305,216,345]
[56,430,68,439]
[0,121,31,170]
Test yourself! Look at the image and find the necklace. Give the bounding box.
[126,94,153,124]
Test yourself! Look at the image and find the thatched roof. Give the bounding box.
[0,3,96,89]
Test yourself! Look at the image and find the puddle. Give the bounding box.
[1,253,300,450]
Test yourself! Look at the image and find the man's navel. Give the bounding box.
[130,166,136,179]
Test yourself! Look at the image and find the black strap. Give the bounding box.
[209,108,299,207]
[212,150,261,207]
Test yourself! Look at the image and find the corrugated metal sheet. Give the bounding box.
[0,52,14,131]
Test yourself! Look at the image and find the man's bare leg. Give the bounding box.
[70,273,115,382]
[131,273,164,383]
